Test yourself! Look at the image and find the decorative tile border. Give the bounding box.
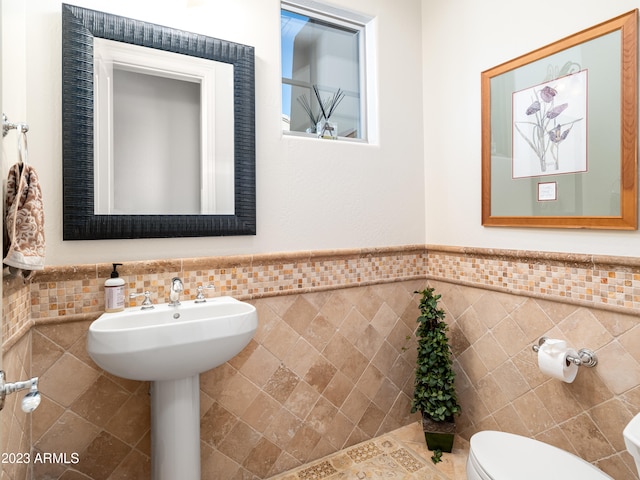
[2,274,31,349]
[5,244,640,352]
[426,245,640,313]
[2,246,427,350]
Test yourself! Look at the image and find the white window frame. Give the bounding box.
[281,0,374,142]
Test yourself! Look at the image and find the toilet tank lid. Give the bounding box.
[470,431,613,480]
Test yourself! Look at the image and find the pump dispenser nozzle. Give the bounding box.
[111,263,123,278]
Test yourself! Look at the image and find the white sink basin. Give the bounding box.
[87,296,258,381]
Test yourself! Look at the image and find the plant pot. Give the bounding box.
[422,414,455,453]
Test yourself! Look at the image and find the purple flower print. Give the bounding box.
[515,82,583,172]
[546,103,568,119]
[548,124,572,143]
[540,86,557,102]
[526,101,541,115]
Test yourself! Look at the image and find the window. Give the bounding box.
[281,1,368,140]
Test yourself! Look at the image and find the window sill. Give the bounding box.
[282,129,368,144]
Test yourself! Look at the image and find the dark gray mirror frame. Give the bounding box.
[62,4,256,240]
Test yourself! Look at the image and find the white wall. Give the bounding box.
[422,0,640,256]
[13,0,639,266]
[2,0,425,265]
[1,1,26,173]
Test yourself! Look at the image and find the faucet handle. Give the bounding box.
[171,277,184,292]
[195,284,215,303]
[129,291,154,309]
[169,277,184,306]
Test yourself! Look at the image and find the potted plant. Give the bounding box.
[410,287,461,463]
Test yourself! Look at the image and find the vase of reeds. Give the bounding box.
[316,120,338,139]
[297,85,345,139]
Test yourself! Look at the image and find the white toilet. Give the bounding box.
[624,412,640,477]
[467,413,640,479]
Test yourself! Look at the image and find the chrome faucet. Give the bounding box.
[169,277,184,306]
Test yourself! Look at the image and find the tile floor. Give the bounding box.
[385,421,469,480]
[273,422,469,480]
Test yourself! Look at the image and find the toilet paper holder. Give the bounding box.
[532,337,598,368]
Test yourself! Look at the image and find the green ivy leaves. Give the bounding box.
[410,288,461,422]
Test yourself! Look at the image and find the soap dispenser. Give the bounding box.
[105,263,125,313]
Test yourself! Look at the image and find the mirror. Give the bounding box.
[93,38,235,216]
[62,4,256,239]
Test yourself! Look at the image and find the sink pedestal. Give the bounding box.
[150,375,201,480]
[86,297,258,479]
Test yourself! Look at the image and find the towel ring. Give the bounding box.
[17,130,28,165]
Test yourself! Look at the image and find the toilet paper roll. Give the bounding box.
[537,341,579,383]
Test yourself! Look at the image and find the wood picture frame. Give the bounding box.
[481,10,638,229]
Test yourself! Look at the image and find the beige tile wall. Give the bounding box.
[427,246,640,480]
[2,247,426,479]
[1,332,31,480]
[432,279,640,479]
[29,281,423,479]
[2,245,640,479]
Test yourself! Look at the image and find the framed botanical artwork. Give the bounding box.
[481,10,638,229]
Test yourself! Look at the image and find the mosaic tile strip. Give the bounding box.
[296,460,337,479]
[390,448,424,473]
[5,244,640,350]
[426,247,640,312]
[2,275,31,348]
[345,442,382,463]
[22,247,428,323]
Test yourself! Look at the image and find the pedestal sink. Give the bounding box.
[87,296,258,480]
